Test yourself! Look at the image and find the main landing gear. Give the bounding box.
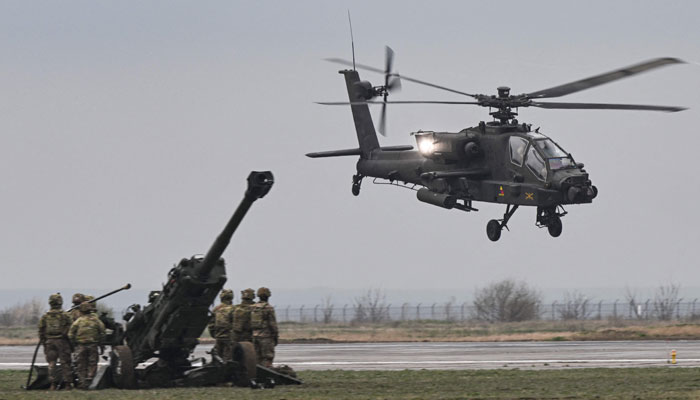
[536,206,567,238]
[486,205,518,242]
[351,174,363,196]
[486,205,567,241]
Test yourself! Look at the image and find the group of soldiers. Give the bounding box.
[37,286,278,390]
[207,286,278,368]
[37,293,105,390]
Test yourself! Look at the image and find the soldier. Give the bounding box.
[38,293,73,390]
[233,288,255,342]
[69,302,105,389]
[207,289,235,361]
[251,287,278,368]
[70,293,85,321]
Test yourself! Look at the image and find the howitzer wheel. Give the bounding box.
[233,341,257,385]
[110,345,136,389]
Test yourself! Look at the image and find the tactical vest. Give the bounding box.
[214,307,232,332]
[233,303,252,332]
[73,315,103,344]
[251,302,269,334]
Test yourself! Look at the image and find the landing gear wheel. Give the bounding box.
[110,345,136,389]
[351,174,362,196]
[486,219,502,242]
[547,216,563,237]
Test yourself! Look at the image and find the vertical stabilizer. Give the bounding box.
[342,70,380,158]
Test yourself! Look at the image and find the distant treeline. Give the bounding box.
[0,298,44,328]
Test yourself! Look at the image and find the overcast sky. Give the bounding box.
[1,1,699,304]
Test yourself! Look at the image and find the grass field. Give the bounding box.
[4,320,700,345]
[2,368,700,399]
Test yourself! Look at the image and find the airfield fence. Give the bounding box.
[276,300,700,323]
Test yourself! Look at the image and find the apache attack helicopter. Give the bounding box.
[307,46,686,241]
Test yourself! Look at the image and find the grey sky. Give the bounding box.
[1,1,698,304]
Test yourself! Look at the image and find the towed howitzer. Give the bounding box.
[25,284,132,390]
[111,171,275,388]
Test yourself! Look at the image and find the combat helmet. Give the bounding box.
[83,295,96,312]
[256,287,271,299]
[79,301,92,314]
[241,288,255,301]
[72,293,85,305]
[220,289,234,302]
[48,293,63,308]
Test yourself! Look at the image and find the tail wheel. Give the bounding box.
[486,219,502,242]
[110,345,136,389]
[547,216,563,237]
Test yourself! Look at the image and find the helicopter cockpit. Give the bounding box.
[510,134,576,182]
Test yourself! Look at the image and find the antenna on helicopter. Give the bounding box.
[347,10,356,71]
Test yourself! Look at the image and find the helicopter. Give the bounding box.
[307,46,686,241]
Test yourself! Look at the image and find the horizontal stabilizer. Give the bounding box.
[306,145,413,158]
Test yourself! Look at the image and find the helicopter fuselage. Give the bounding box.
[356,121,597,210]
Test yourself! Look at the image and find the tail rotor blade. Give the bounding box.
[379,100,387,136]
[388,74,402,92]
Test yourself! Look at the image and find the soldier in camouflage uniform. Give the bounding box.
[38,293,73,390]
[233,288,255,343]
[207,289,235,361]
[69,302,105,389]
[251,287,278,368]
[70,293,85,322]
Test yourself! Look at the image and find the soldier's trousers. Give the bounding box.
[44,338,72,385]
[214,338,233,361]
[74,344,98,388]
[253,337,275,367]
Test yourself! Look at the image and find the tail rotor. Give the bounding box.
[378,46,401,135]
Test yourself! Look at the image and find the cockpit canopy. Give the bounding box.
[509,134,575,181]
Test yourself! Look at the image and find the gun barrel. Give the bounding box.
[195,171,274,278]
[68,283,132,311]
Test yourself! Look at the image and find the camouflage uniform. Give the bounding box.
[207,289,235,361]
[69,302,105,389]
[70,293,85,322]
[38,294,73,390]
[233,288,255,342]
[251,287,278,368]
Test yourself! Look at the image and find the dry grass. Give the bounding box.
[279,319,700,343]
[4,320,700,346]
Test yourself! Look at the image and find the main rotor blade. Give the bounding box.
[316,100,480,105]
[325,57,477,98]
[526,57,685,99]
[530,101,687,112]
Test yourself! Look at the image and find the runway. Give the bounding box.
[2,341,699,371]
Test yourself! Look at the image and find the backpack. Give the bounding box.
[45,313,65,336]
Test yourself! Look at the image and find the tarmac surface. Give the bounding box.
[2,341,700,371]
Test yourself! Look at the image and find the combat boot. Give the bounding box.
[49,383,57,391]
